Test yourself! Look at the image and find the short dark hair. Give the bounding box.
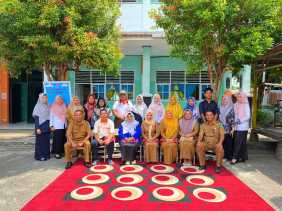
[204,110,215,116]
[204,87,213,93]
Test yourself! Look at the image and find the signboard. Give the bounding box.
[43,81,71,105]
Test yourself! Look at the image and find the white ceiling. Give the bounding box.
[120,36,171,56]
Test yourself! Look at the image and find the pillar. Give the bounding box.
[241,65,251,95]
[142,46,151,97]
[0,64,9,124]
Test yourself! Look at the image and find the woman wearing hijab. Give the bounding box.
[66,96,84,125]
[179,109,199,166]
[32,93,51,161]
[142,110,160,163]
[94,97,112,119]
[219,95,235,160]
[50,95,67,159]
[148,94,165,124]
[134,95,148,120]
[184,97,199,120]
[160,110,179,164]
[166,95,183,119]
[84,94,96,129]
[118,112,142,164]
[231,92,250,164]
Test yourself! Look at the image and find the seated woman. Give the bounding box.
[160,110,179,164]
[179,109,199,166]
[142,110,160,163]
[118,112,142,165]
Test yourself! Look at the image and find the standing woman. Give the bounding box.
[95,97,112,119]
[219,95,235,160]
[166,95,183,119]
[231,92,250,164]
[148,94,165,124]
[112,90,134,128]
[142,110,160,163]
[66,96,84,125]
[160,110,179,164]
[134,95,147,120]
[184,97,199,120]
[84,94,96,129]
[118,112,142,164]
[179,109,199,166]
[32,93,51,161]
[50,96,67,159]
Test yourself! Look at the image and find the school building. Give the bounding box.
[0,0,250,124]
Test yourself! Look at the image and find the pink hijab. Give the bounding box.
[50,96,67,122]
[234,92,249,120]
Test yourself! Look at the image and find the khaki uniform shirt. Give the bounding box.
[198,121,224,148]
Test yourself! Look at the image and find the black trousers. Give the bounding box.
[52,129,66,154]
[91,139,114,161]
[233,131,248,161]
[223,134,233,160]
[35,133,51,160]
[120,141,140,162]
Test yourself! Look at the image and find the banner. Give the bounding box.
[43,81,71,105]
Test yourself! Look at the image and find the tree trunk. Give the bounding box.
[57,63,68,81]
[43,63,52,81]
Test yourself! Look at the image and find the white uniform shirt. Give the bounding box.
[112,101,134,118]
[93,119,115,138]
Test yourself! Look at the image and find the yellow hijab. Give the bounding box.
[166,95,183,119]
[162,110,179,138]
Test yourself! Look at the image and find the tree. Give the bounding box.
[0,0,122,80]
[151,0,282,99]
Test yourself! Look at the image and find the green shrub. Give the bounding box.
[257,109,273,127]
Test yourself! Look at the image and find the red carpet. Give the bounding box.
[21,160,274,211]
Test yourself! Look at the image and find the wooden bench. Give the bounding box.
[252,127,282,161]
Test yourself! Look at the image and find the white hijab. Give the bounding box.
[220,95,234,125]
[32,93,50,125]
[121,112,139,135]
[134,95,147,119]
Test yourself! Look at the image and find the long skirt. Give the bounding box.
[161,140,178,164]
[120,141,139,162]
[223,133,233,160]
[52,129,66,155]
[35,133,51,160]
[233,131,248,161]
[179,136,195,161]
[144,140,159,163]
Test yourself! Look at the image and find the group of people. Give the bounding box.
[32,87,250,173]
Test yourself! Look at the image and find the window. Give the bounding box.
[186,84,199,99]
[226,77,231,89]
[75,71,134,100]
[157,84,170,100]
[156,71,210,100]
[121,84,134,99]
[92,84,105,99]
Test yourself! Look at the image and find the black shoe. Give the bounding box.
[215,166,221,173]
[198,165,206,170]
[65,162,72,169]
[84,162,91,168]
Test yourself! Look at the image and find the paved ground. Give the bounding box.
[0,135,281,211]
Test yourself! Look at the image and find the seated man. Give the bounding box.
[196,110,224,173]
[65,109,92,169]
[92,109,115,165]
